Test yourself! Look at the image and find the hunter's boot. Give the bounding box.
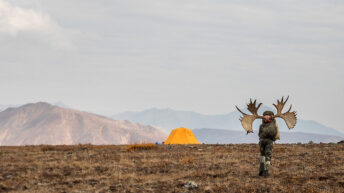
[259,156,265,176]
[263,160,270,177]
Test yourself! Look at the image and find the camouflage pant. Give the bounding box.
[259,138,274,161]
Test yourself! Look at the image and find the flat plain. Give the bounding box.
[0,143,343,193]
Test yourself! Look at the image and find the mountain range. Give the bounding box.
[0,102,167,146]
[112,107,344,138]
[1,102,343,145]
[193,128,344,144]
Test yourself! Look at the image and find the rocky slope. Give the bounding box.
[0,102,167,145]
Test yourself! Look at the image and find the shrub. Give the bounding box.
[40,145,75,152]
[125,143,157,151]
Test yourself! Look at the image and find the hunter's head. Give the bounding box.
[263,111,274,123]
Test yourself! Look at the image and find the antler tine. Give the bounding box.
[257,102,262,110]
[249,98,254,108]
[287,104,292,113]
[284,96,289,105]
[249,98,258,106]
[273,103,277,109]
[236,106,248,116]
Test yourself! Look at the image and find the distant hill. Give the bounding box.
[0,102,66,112]
[112,107,344,137]
[0,102,167,145]
[193,128,344,144]
[0,104,20,112]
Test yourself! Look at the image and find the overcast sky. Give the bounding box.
[1,0,343,132]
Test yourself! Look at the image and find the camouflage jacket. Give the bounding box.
[258,121,280,141]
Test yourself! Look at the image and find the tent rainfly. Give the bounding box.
[164,127,200,144]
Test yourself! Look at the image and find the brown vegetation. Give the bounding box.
[125,143,157,151]
[0,143,343,193]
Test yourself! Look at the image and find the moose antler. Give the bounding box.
[273,96,297,129]
[236,99,263,133]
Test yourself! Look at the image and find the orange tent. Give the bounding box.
[164,127,200,144]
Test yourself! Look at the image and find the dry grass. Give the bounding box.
[0,143,343,193]
[125,143,157,151]
[180,156,195,164]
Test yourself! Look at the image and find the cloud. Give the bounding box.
[0,0,343,132]
[0,0,75,50]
